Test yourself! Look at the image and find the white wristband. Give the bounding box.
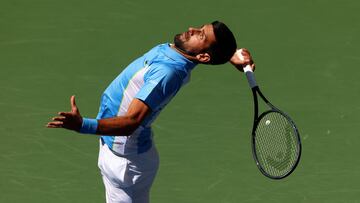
[243,64,253,73]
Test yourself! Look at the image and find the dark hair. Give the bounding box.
[207,21,237,65]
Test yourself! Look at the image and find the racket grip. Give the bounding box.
[244,65,258,88]
[236,49,258,88]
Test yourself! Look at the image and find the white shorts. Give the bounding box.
[98,139,159,203]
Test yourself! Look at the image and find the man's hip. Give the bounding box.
[98,138,159,203]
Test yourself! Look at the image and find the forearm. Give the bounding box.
[72,98,150,136]
[48,97,150,136]
[96,116,140,136]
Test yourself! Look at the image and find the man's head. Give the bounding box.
[174,21,237,65]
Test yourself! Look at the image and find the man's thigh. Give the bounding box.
[98,142,159,203]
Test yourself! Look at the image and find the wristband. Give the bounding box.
[243,64,253,73]
[80,118,98,134]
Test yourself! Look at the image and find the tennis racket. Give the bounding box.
[238,50,302,179]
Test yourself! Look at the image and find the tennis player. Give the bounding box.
[47,21,254,203]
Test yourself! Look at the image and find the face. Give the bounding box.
[174,24,216,57]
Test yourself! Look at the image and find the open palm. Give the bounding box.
[47,95,83,132]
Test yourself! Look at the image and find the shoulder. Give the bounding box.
[146,63,180,81]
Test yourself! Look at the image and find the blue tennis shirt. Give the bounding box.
[96,43,197,155]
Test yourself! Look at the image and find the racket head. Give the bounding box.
[252,110,301,179]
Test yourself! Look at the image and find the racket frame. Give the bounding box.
[250,86,302,179]
[245,68,302,179]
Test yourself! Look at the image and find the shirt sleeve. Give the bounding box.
[135,66,182,111]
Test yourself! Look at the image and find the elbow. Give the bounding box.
[122,129,135,136]
[122,120,142,136]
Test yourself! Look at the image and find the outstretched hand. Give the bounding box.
[230,48,255,72]
[47,95,83,132]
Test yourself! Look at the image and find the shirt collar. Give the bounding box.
[161,43,197,71]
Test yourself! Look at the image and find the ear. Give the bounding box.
[195,53,211,63]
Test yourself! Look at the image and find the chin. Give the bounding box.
[173,34,183,47]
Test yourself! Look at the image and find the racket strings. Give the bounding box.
[254,112,299,177]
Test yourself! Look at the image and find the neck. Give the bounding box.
[170,44,198,62]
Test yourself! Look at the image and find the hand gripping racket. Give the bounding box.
[238,50,302,179]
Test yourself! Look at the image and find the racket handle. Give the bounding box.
[244,65,258,88]
[236,49,258,88]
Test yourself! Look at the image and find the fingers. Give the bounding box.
[240,48,249,55]
[47,95,82,130]
[251,63,256,71]
[237,48,252,60]
[240,49,251,61]
[70,95,79,113]
[71,95,76,108]
[46,121,63,128]
[240,48,254,65]
[46,110,70,129]
[47,112,82,130]
[231,48,255,72]
[52,116,66,121]
[59,112,73,117]
[243,58,251,64]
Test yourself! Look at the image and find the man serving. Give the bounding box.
[47,21,255,203]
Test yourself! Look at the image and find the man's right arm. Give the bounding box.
[230,48,255,72]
